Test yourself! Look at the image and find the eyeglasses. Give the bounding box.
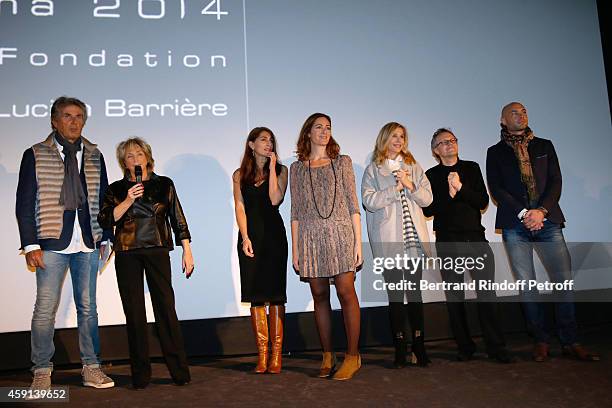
[434,137,457,148]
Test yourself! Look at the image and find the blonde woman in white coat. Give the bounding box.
[362,122,433,368]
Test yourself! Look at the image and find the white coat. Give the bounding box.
[361,159,434,259]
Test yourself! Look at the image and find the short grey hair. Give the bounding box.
[430,128,456,163]
[50,96,88,129]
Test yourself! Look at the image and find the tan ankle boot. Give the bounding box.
[332,353,361,380]
[268,305,285,374]
[318,351,337,378]
[250,307,269,373]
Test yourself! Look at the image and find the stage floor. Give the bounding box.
[1,325,610,408]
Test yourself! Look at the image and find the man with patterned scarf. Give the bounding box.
[486,102,599,363]
[16,96,115,395]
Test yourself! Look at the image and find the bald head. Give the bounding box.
[501,102,525,117]
[501,102,528,133]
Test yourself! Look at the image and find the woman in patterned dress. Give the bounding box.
[290,113,363,380]
[361,122,433,368]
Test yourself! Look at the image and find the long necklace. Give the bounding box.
[307,158,337,219]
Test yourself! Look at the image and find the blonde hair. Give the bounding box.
[116,137,155,176]
[371,122,415,165]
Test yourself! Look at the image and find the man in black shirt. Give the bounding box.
[424,128,511,363]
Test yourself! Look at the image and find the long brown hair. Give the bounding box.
[295,112,340,161]
[239,127,281,185]
[372,122,415,165]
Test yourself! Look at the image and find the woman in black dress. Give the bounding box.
[232,127,288,373]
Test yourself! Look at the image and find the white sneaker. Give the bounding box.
[82,364,114,389]
[26,369,51,400]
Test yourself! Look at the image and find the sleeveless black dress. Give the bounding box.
[238,176,288,304]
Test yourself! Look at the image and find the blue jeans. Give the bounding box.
[502,221,577,345]
[31,250,100,372]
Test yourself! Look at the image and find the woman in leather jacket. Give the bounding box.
[98,137,194,389]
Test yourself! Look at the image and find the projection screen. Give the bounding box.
[1,0,610,333]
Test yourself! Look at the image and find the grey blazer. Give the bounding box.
[361,159,433,259]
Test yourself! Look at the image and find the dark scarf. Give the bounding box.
[54,132,86,210]
[500,125,538,205]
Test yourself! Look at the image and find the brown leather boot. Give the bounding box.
[268,305,285,374]
[533,342,549,362]
[562,343,600,361]
[250,307,269,373]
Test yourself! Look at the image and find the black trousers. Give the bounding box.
[115,248,190,386]
[436,231,506,354]
[384,266,425,338]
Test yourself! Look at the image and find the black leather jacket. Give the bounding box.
[98,173,191,252]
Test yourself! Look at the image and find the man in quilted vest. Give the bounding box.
[16,96,115,394]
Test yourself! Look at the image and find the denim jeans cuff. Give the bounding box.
[560,339,579,347]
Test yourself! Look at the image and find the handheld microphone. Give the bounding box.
[134,165,143,201]
[135,165,143,184]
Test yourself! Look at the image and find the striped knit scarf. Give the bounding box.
[385,158,422,255]
[501,125,538,204]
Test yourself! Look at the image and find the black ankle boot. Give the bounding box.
[393,332,407,369]
[410,330,430,367]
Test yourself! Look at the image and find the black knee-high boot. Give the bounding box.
[405,302,430,367]
[388,302,407,368]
